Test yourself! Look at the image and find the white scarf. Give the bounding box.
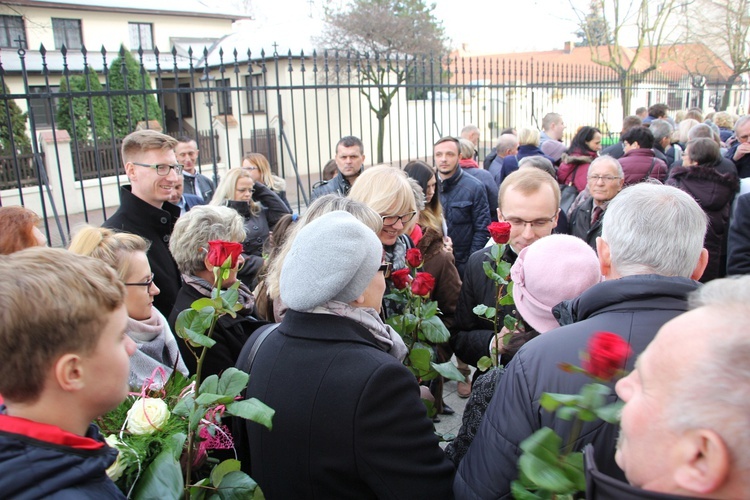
[127,307,189,389]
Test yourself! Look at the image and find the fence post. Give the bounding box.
[213,115,240,171]
[39,130,81,214]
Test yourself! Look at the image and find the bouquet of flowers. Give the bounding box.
[97,241,274,499]
[473,221,520,370]
[385,248,465,415]
[512,332,632,499]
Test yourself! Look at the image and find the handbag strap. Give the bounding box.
[645,158,657,179]
[237,322,280,375]
[567,163,582,186]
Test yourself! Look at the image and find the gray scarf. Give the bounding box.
[311,300,408,362]
[127,307,189,389]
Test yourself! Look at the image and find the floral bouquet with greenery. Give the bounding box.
[512,332,632,499]
[473,221,520,370]
[97,241,274,499]
[385,248,465,415]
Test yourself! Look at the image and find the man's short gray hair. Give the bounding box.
[734,115,750,133]
[649,119,673,143]
[601,183,707,277]
[667,276,750,468]
[495,134,519,155]
[169,205,246,276]
[590,155,623,178]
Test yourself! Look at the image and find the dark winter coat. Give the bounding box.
[438,168,491,275]
[568,196,604,251]
[450,246,517,367]
[102,186,181,318]
[499,145,556,185]
[237,309,455,499]
[454,274,701,499]
[557,149,598,192]
[227,183,291,287]
[310,170,358,200]
[728,192,750,275]
[0,411,124,499]
[666,164,739,282]
[183,171,216,202]
[460,159,499,221]
[619,148,668,186]
[725,142,750,178]
[418,227,462,330]
[168,282,267,377]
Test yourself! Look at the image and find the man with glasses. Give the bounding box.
[569,156,625,251]
[103,130,183,318]
[726,115,750,178]
[434,136,491,277]
[174,136,215,202]
[451,168,559,374]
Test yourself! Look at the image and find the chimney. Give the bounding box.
[564,41,573,54]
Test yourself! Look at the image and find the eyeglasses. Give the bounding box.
[502,214,557,229]
[587,175,621,183]
[132,162,184,176]
[381,211,417,226]
[379,262,393,278]
[124,273,155,292]
[242,166,260,171]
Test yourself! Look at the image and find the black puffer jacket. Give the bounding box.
[0,411,124,499]
[310,170,358,200]
[454,274,701,499]
[438,168,491,275]
[666,164,739,282]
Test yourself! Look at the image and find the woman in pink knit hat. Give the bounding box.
[446,234,601,465]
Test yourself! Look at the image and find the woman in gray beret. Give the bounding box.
[237,210,455,498]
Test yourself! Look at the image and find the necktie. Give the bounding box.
[591,206,603,225]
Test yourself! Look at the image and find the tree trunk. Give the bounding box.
[376,112,386,164]
[620,82,633,120]
[720,74,739,111]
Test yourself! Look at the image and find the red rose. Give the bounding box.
[390,268,412,290]
[206,240,244,268]
[488,221,512,244]
[583,332,632,381]
[411,272,436,296]
[406,248,423,269]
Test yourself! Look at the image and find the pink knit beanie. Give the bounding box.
[510,235,601,333]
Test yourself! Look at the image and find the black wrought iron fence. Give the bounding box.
[0,43,747,243]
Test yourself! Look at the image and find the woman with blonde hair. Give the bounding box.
[500,127,556,182]
[241,152,291,210]
[210,167,291,287]
[69,226,188,389]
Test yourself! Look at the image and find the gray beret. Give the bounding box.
[280,210,383,311]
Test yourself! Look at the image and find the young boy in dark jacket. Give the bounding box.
[0,247,136,499]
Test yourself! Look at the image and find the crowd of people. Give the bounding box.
[1,103,750,499]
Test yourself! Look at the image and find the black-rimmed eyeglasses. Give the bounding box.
[124,273,155,292]
[381,211,417,226]
[132,162,184,176]
[379,262,393,278]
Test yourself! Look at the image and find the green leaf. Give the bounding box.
[580,382,612,409]
[200,374,220,395]
[477,356,494,372]
[131,438,184,498]
[409,347,432,372]
[226,399,275,430]
[519,427,563,465]
[483,261,502,282]
[195,392,234,406]
[556,406,580,421]
[175,309,215,341]
[421,316,450,343]
[518,453,575,494]
[189,478,210,500]
[510,480,548,500]
[539,392,580,413]
[472,304,488,316]
[182,328,217,349]
[561,452,586,492]
[172,393,194,417]
[496,260,512,279]
[421,300,439,319]
[484,307,497,319]
[213,471,259,499]
[499,293,515,306]
[211,459,241,488]
[191,297,219,312]
[221,266,230,281]
[221,288,239,313]
[490,243,501,261]
[431,361,466,382]
[218,367,250,397]
[503,314,518,331]
[595,401,624,424]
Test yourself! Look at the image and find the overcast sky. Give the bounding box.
[243,0,584,54]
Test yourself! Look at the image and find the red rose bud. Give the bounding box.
[488,221,512,244]
[411,272,436,296]
[390,268,412,290]
[207,240,244,268]
[406,248,423,269]
[583,331,632,381]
